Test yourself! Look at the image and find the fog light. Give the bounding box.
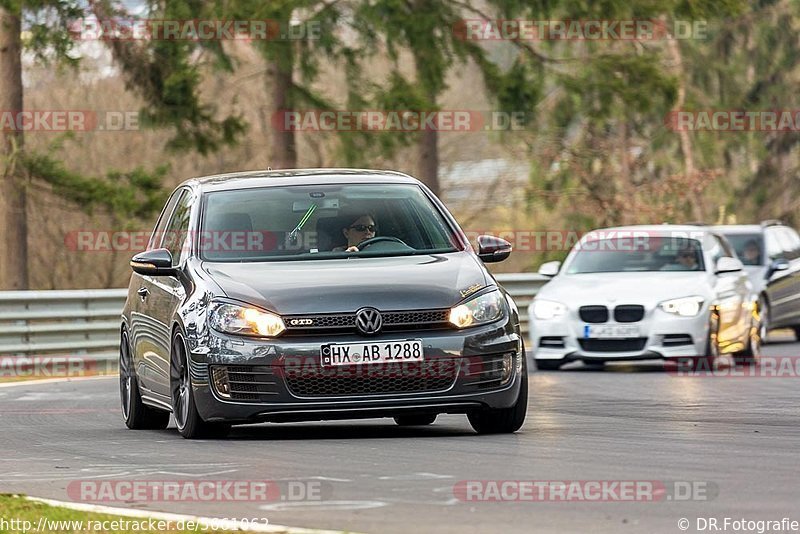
[501,353,514,384]
[211,367,230,398]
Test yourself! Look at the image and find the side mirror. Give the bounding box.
[538,260,561,277]
[767,258,790,277]
[476,235,512,263]
[715,256,743,274]
[130,248,176,276]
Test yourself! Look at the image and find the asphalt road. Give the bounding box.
[2,335,799,534]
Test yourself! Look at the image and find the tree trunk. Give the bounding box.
[268,49,297,169]
[417,121,440,194]
[0,5,28,290]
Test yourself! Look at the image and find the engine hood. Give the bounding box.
[201,252,490,314]
[536,271,712,307]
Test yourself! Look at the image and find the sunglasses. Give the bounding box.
[349,224,376,232]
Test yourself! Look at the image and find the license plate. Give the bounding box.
[583,325,640,339]
[321,340,424,367]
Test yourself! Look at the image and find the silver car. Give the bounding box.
[528,225,760,370]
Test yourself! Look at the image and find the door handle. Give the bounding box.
[137,286,149,300]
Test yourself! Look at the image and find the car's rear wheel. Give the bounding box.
[170,331,230,439]
[468,356,528,434]
[120,330,169,430]
[534,359,562,371]
[394,414,437,426]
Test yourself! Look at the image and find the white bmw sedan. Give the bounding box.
[528,225,760,370]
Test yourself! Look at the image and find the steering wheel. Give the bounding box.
[357,236,409,250]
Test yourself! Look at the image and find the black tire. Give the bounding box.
[120,330,170,430]
[534,359,562,371]
[468,356,528,434]
[394,414,437,426]
[170,331,230,439]
[734,312,761,366]
[759,297,770,344]
[793,327,800,342]
[682,311,720,371]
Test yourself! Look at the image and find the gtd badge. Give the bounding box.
[289,319,314,326]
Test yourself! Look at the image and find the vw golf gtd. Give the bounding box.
[120,169,527,438]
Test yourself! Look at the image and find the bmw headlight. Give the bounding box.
[531,299,567,320]
[449,289,505,328]
[659,296,704,317]
[208,302,286,337]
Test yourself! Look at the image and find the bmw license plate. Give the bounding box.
[321,340,424,367]
[583,325,640,339]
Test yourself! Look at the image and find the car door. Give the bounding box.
[708,235,749,346]
[763,227,795,327]
[140,188,195,398]
[130,190,182,394]
[774,227,800,326]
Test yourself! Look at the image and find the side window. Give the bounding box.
[780,227,800,260]
[765,229,783,260]
[147,191,182,250]
[713,235,734,258]
[161,190,193,265]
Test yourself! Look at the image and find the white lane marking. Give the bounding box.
[377,472,453,480]
[0,375,116,389]
[307,476,352,482]
[260,501,387,512]
[22,495,352,534]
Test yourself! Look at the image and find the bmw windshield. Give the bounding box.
[199,184,461,261]
[565,237,706,273]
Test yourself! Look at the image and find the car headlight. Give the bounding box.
[449,289,505,328]
[208,302,286,337]
[659,296,704,317]
[531,299,567,320]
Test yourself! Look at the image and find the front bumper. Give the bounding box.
[530,307,709,363]
[186,316,523,424]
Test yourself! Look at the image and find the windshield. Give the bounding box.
[565,237,706,273]
[199,183,461,261]
[722,233,764,266]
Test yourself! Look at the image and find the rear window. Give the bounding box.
[199,183,461,261]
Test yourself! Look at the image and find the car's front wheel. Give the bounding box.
[468,356,528,434]
[734,309,761,365]
[170,331,230,439]
[120,330,170,430]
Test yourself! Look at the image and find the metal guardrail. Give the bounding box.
[0,274,549,361]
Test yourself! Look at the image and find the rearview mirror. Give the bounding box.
[715,256,743,274]
[130,248,176,276]
[477,235,512,263]
[538,260,561,277]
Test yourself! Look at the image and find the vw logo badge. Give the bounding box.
[355,307,383,335]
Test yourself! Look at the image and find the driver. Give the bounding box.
[334,213,376,252]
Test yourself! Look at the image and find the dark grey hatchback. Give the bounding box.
[120,169,527,438]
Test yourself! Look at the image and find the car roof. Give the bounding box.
[178,168,421,193]
[711,224,765,234]
[582,224,713,237]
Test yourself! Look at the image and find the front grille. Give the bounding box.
[579,305,608,323]
[283,359,459,397]
[214,365,279,402]
[578,338,647,352]
[283,309,451,336]
[662,334,694,347]
[614,305,645,323]
[539,336,566,348]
